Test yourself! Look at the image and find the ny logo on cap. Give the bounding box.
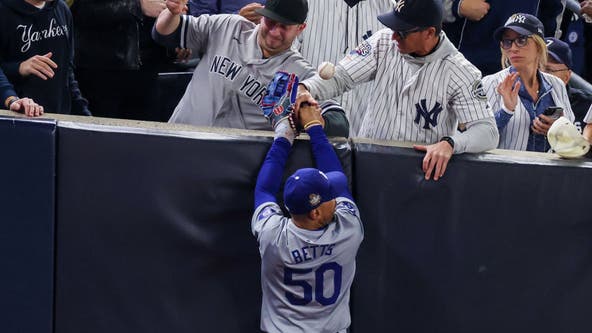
[507,14,526,25]
[392,0,405,12]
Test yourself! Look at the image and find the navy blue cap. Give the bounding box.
[256,0,308,25]
[494,13,544,41]
[545,37,573,69]
[377,0,443,31]
[283,168,338,215]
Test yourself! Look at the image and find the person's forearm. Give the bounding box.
[152,12,183,48]
[494,106,513,131]
[307,125,343,173]
[1,75,17,107]
[300,65,355,101]
[451,117,499,153]
[254,138,291,209]
[155,8,182,35]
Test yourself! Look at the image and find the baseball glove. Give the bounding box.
[260,71,299,131]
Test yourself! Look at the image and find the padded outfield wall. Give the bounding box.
[1,111,591,333]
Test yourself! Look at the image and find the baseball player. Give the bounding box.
[297,0,392,136]
[297,0,499,180]
[152,0,350,137]
[253,76,363,332]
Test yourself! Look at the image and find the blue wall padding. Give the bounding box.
[351,142,592,333]
[0,116,56,333]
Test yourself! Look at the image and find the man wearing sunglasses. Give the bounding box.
[296,0,498,181]
[542,37,592,137]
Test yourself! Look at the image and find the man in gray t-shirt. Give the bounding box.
[152,0,349,136]
[253,102,363,332]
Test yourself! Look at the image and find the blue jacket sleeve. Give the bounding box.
[306,125,352,200]
[494,108,514,131]
[0,68,17,108]
[254,137,292,209]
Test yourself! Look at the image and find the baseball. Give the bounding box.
[318,61,335,80]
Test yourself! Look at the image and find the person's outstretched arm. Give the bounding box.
[299,105,352,200]
[254,121,296,209]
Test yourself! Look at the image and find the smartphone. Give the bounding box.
[543,106,563,120]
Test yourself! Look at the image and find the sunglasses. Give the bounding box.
[393,27,426,39]
[500,35,532,49]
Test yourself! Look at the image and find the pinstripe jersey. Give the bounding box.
[168,14,315,130]
[298,0,392,136]
[252,198,363,333]
[482,67,575,151]
[584,105,592,124]
[301,30,494,143]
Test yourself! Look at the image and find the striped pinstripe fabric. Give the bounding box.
[298,0,391,136]
[482,67,575,151]
[304,29,493,143]
[582,104,592,123]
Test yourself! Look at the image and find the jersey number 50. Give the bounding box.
[284,262,342,306]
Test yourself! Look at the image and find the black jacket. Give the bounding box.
[0,0,90,115]
[71,0,171,70]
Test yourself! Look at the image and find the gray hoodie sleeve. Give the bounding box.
[451,117,499,154]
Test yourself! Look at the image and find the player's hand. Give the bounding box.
[239,2,264,24]
[18,52,57,80]
[141,0,167,17]
[532,114,556,136]
[459,0,490,21]
[293,84,319,112]
[165,0,188,15]
[175,47,192,62]
[413,141,453,181]
[496,72,520,112]
[296,104,325,130]
[10,97,44,117]
[581,1,592,16]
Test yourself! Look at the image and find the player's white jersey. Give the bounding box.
[298,0,392,136]
[251,198,363,333]
[169,14,315,130]
[482,67,575,151]
[302,29,494,143]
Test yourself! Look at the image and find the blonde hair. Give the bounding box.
[500,34,548,69]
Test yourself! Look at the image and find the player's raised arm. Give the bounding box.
[254,72,299,209]
[253,125,294,209]
[298,104,352,200]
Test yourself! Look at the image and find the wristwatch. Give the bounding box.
[440,136,455,149]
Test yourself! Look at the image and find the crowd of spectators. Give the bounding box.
[1,0,591,158]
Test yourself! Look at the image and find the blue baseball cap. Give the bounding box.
[377,0,443,31]
[283,168,339,215]
[545,37,573,69]
[494,13,544,41]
